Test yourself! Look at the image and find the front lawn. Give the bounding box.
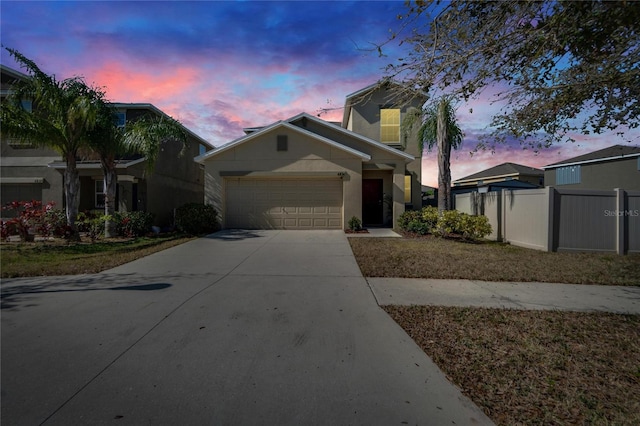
[385,306,640,426]
[1,234,195,278]
[349,236,640,285]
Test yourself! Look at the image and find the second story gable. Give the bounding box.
[342,80,426,150]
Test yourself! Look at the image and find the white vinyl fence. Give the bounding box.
[456,187,640,255]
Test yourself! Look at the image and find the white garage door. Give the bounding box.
[225,178,343,229]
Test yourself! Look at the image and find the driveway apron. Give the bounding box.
[1,230,492,425]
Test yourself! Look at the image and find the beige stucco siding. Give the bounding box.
[203,130,364,229]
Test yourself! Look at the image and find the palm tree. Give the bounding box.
[0,48,100,240]
[402,96,463,212]
[88,103,188,237]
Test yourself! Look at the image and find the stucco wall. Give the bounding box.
[203,128,364,228]
[545,157,640,191]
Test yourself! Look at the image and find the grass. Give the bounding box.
[1,234,196,278]
[349,236,640,285]
[384,306,640,426]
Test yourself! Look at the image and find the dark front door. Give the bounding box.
[362,179,383,225]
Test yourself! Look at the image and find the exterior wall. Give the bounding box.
[0,141,64,209]
[203,128,363,229]
[146,136,206,226]
[545,157,640,190]
[456,187,639,254]
[345,85,424,210]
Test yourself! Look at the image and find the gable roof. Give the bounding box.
[287,112,414,161]
[110,103,213,148]
[342,79,426,128]
[195,117,371,163]
[454,162,543,184]
[543,144,640,169]
[196,112,415,163]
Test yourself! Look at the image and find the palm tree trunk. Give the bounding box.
[64,153,81,241]
[101,157,118,238]
[436,99,452,212]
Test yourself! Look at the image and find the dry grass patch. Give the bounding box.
[384,305,640,425]
[349,237,640,285]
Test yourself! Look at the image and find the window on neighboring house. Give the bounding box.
[380,108,400,144]
[556,165,581,185]
[115,112,126,128]
[404,175,412,204]
[199,144,207,156]
[20,100,32,112]
[95,180,105,208]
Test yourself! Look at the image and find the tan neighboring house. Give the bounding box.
[197,81,425,229]
[543,144,640,190]
[1,65,213,226]
[452,162,544,195]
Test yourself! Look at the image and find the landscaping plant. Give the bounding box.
[174,203,220,235]
[348,216,363,232]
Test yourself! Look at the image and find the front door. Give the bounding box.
[362,179,383,225]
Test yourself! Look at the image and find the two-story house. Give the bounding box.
[196,80,425,229]
[543,144,640,191]
[1,65,213,227]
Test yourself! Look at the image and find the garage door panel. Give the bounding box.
[225,178,342,229]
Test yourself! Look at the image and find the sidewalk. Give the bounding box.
[367,278,640,314]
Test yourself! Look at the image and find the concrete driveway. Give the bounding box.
[1,230,492,425]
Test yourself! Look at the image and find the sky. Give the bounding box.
[2,0,638,187]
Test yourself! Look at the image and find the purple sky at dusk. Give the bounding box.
[2,0,638,187]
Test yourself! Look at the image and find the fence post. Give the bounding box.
[546,186,555,252]
[615,188,626,255]
[500,189,506,243]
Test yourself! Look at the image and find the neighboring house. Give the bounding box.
[543,144,640,191]
[452,162,544,195]
[197,81,426,230]
[1,65,213,226]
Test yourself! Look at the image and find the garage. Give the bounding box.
[225,178,343,229]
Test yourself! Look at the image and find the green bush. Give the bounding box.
[398,207,491,241]
[397,210,421,231]
[458,214,492,240]
[398,207,439,235]
[118,211,154,237]
[348,216,363,231]
[433,210,463,238]
[41,208,72,238]
[175,203,220,235]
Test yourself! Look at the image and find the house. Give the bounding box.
[1,65,213,226]
[197,81,425,229]
[543,144,640,191]
[452,162,544,195]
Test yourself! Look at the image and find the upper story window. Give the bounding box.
[20,100,32,112]
[199,144,207,156]
[115,112,126,128]
[555,165,581,185]
[380,108,400,144]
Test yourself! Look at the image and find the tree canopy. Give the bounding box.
[386,0,640,148]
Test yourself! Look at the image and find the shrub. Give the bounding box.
[433,210,463,238]
[397,210,421,231]
[458,214,492,241]
[348,216,363,231]
[1,200,53,241]
[174,203,220,235]
[119,211,154,237]
[40,208,71,238]
[398,207,439,235]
